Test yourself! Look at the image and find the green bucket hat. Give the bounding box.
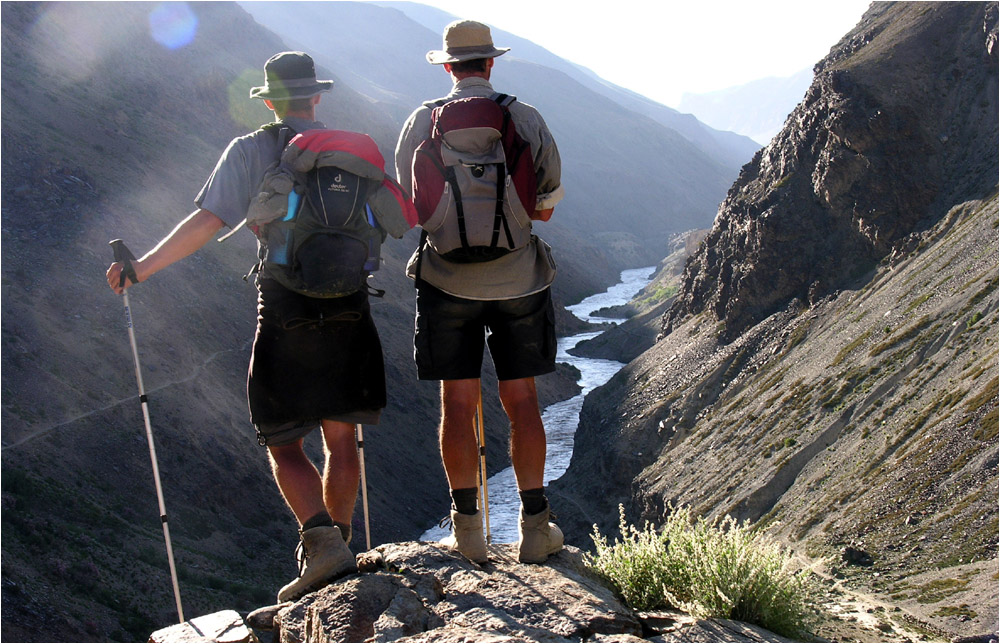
[249,51,334,100]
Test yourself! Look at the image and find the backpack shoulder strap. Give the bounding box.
[217,123,299,245]
[260,122,297,151]
[491,93,516,108]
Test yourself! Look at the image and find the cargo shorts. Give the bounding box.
[414,283,556,381]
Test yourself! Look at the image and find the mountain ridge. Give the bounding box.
[371,0,763,169]
[678,68,813,146]
[552,3,998,639]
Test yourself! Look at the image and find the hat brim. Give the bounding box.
[249,80,334,100]
[426,47,509,65]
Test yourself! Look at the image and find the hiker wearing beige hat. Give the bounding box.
[395,19,565,566]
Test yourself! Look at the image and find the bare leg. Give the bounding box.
[439,378,481,491]
[498,377,546,491]
[268,438,327,525]
[320,420,360,526]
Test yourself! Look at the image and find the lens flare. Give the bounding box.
[148,3,198,50]
[229,68,273,130]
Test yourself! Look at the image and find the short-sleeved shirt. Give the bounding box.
[394,77,565,301]
[196,116,322,230]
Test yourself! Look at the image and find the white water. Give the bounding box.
[421,266,656,543]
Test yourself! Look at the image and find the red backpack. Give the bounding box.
[412,93,537,263]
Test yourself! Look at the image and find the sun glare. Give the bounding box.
[148,2,199,50]
[29,4,125,82]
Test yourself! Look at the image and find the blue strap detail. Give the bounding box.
[284,191,300,222]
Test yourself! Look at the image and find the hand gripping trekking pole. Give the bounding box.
[356,424,372,550]
[475,389,491,544]
[109,239,185,623]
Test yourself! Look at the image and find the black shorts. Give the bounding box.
[414,283,556,381]
[248,280,385,447]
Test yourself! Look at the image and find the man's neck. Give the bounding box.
[451,71,490,83]
[275,110,315,122]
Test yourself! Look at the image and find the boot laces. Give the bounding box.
[294,539,308,577]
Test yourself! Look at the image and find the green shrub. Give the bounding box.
[584,507,673,611]
[585,505,819,639]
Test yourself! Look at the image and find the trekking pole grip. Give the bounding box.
[109,239,139,289]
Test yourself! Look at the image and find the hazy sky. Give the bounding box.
[399,0,873,107]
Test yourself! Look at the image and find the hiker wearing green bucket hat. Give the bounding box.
[395,20,566,565]
[106,51,409,603]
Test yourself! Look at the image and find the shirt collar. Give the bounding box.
[451,76,494,94]
[280,116,325,132]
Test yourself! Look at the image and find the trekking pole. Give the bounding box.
[475,388,491,544]
[356,424,372,550]
[109,239,185,624]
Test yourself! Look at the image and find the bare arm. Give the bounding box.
[106,208,225,294]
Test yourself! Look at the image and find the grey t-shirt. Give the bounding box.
[195,116,324,229]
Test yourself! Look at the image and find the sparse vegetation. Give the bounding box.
[975,407,998,441]
[831,329,872,367]
[905,292,933,314]
[915,577,971,604]
[933,604,978,619]
[869,316,934,358]
[773,172,795,190]
[637,284,680,308]
[586,504,820,639]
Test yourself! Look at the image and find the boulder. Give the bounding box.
[274,542,641,642]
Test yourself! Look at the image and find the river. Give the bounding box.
[421,265,656,544]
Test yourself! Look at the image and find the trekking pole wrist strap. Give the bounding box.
[109,239,139,287]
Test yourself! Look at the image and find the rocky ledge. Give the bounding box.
[152,542,790,643]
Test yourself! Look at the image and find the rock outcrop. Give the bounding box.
[235,542,789,643]
[665,1,998,339]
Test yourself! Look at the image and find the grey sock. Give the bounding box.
[301,512,334,532]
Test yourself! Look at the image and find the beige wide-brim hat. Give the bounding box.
[426,20,510,65]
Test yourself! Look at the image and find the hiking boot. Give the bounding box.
[277,525,357,603]
[440,509,488,563]
[517,505,563,563]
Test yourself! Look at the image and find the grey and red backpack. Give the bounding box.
[411,93,537,263]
